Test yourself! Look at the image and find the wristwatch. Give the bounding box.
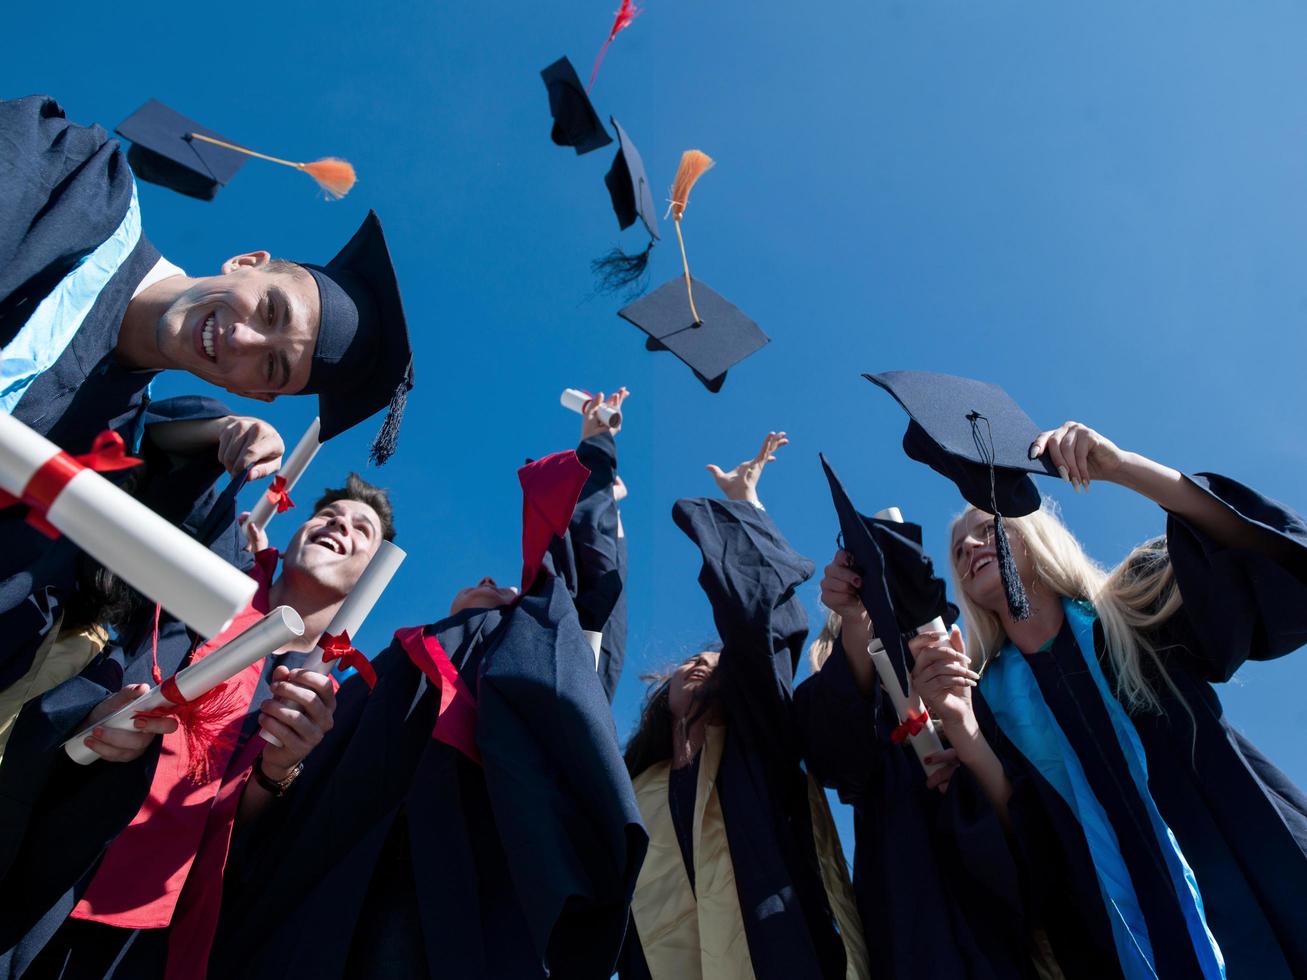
[253,753,303,797]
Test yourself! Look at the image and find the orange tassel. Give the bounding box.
[186,133,357,199]
[669,149,715,220]
[299,158,356,199]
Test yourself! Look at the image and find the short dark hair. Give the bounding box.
[314,473,396,541]
[264,258,309,280]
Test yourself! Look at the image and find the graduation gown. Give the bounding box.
[0,95,172,691]
[621,499,854,980]
[213,569,648,980]
[966,473,1307,980]
[794,641,1031,980]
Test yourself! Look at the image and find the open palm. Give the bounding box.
[707,431,789,505]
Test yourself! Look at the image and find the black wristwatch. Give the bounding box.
[253,753,303,797]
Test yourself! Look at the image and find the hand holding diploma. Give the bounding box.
[563,388,628,436]
[246,417,322,535]
[255,666,337,778]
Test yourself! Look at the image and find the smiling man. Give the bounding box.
[0,473,396,979]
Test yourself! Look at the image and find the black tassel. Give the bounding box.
[591,240,654,296]
[993,514,1030,621]
[369,378,410,466]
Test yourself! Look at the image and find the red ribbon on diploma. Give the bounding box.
[319,630,376,689]
[891,708,931,745]
[0,431,141,538]
[264,475,295,514]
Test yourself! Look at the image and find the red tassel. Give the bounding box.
[588,0,642,91]
[135,678,242,784]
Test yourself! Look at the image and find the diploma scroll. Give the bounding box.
[302,540,408,674]
[0,413,256,638]
[872,505,947,774]
[247,417,322,533]
[63,605,305,765]
[262,541,406,747]
[560,389,621,429]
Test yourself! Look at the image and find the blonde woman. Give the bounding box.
[918,420,1307,980]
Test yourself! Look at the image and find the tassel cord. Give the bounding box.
[187,132,304,170]
[674,218,702,325]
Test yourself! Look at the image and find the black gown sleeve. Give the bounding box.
[0,95,133,344]
[571,431,627,700]
[671,497,815,766]
[1164,472,1307,681]
[793,637,885,804]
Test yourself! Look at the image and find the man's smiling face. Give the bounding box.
[282,498,383,598]
[152,252,321,401]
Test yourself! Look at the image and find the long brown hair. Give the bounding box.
[624,649,724,779]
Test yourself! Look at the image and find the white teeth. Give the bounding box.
[201,314,215,359]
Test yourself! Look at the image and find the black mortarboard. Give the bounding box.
[300,211,414,463]
[541,57,613,156]
[866,371,1058,619]
[115,100,247,200]
[618,277,769,391]
[818,453,914,691]
[604,118,658,239]
[593,117,660,294]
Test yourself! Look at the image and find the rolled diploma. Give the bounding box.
[871,505,947,773]
[63,605,305,764]
[0,413,256,638]
[582,629,603,670]
[263,541,408,746]
[560,389,620,428]
[247,417,322,532]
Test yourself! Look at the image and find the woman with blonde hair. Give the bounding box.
[909,415,1307,980]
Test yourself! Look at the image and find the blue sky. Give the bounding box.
[7,0,1307,856]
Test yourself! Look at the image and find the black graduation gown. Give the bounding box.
[212,572,648,980]
[554,431,627,701]
[965,473,1307,980]
[794,641,1030,980]
[0,95,166,691]
[621,498,848,980]
[0,415,301,980]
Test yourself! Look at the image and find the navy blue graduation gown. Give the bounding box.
[213,572,648,980]
[965,473,1307,980]
[0,416,299,980]
[0,95,168,691]
[794,641,1030,980]
[621,498,848,980]
[553,431,627,701]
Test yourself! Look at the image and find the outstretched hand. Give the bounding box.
[581,388,630,440]
[1029,421,1127,493]
[707,431,788,506]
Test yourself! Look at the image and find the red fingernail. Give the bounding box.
[84,738,94,747]
[134,719,145,729]
[93,728,103,738]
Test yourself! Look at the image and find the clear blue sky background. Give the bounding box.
[7,1,1307,859]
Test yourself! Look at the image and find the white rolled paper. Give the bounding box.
[0,412,256,639]
[63,605,305,765]
[302,540,408,674]
[247,417,322,533]
[870,505,946,774]
[582,629,604,670]
[560,389,620,429]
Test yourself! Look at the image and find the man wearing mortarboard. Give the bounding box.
[0,96,414,706]
[0,473,398,980]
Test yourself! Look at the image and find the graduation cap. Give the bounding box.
[618,278,768,391]
[115,99,355,201]
[865,371,1061,620]
[592,118,660,294]
[300,211,414,464]
[540,57,613,155]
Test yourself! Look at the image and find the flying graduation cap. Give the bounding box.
[865,371,1061,620]
[115,99,355,201]
[541,57,613,155]
[303,211,414,463]
[593,117,660,294]
[819,454,958,693]
[616,150,769,390]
